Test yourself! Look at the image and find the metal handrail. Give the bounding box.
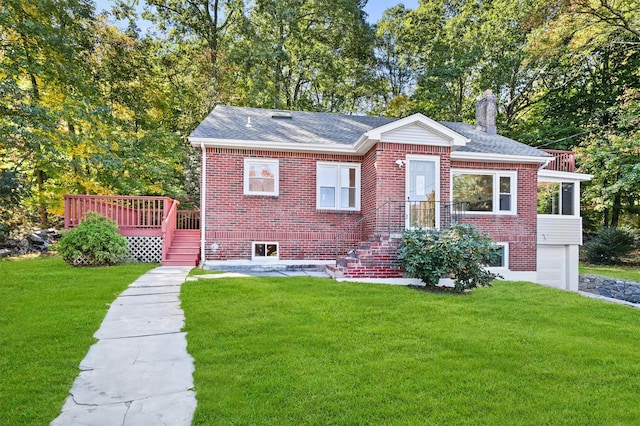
[333,199,467,258]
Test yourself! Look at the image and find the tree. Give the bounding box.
[577,89,640,227]
[371,4,419,116]
[136,0,245,108]
[0,0,98,227]
[227,0,376,112]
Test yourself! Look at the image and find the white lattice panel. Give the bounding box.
[126,236,162,263]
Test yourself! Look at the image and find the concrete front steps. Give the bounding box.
[327,238,404,279]
[162,230,200,266]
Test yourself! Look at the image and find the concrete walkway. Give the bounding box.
[51,267,197,426]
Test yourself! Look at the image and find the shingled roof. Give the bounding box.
[190,105,550,158]
[190,105,395,146]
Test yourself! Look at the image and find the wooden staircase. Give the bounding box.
[162,230,200,266]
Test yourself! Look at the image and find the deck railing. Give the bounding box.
[334,199,466,257]
[161,199,179,262]
[64,195,200,264]
[542,149,575,172]
[177,210,200,230]
[64,195,171,230]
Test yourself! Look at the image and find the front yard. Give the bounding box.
[182,276,640,425]
[0,257,155,425]
[2,257,640,424]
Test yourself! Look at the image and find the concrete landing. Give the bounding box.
[51,267,197,426]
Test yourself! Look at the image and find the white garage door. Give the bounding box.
[537,245,567,289]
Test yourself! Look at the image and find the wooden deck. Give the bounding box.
[542,150,575,172]
[64,195,200,266]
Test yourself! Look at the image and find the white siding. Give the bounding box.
[537,215,582,245]
[381,123,451,146]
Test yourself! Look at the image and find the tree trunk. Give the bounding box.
[611,191,622,227]
[36,169,48,228]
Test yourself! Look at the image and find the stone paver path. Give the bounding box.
[51,266,196,426]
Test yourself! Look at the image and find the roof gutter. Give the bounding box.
[451,151,550,164]
[189,137,359,155]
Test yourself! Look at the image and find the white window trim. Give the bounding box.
[451,169,517,215]
[316,162,361,211]
[251,241,279,261]
[488,242,509,270]
[537,177,580,217]
[244,158,279,196]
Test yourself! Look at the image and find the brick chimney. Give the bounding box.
[475,89,497,135]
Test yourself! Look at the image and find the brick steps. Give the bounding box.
[162,230,200,267]
[329,238,404,279]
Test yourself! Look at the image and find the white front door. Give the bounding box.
[405,155,440,229]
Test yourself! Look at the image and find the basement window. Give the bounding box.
[487,243,508,269]
[252,242,279,260]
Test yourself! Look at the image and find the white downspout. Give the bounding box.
[200,142,206,266]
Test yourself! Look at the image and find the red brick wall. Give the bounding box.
[202,145,538,272]
[203,148,363,260]
[450,160,539,271]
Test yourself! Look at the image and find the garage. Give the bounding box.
[537,245,568,289]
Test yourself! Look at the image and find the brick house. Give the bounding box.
[188,91,591,291]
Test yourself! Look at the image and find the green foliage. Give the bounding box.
[399,224,500,292]
[577,89,640,227]
[56,213,129,266]
[0,170,23,223]
[226,0,375,112]
[584,227,636,265]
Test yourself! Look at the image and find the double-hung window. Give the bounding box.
[316,162,361,211]
[452,170,517,214]
[244,158,279,196]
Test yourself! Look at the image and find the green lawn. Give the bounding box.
[580,263,640,281]
[0,256,155,425]
[183,277,640,425]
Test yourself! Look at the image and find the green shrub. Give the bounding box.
[399,224,500,293]
[584,227,636,265]
[56,212,129,266]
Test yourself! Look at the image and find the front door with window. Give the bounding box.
[405,155,440,229]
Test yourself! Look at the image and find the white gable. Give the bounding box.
[381,122,453,146]
[364,113,468,149]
